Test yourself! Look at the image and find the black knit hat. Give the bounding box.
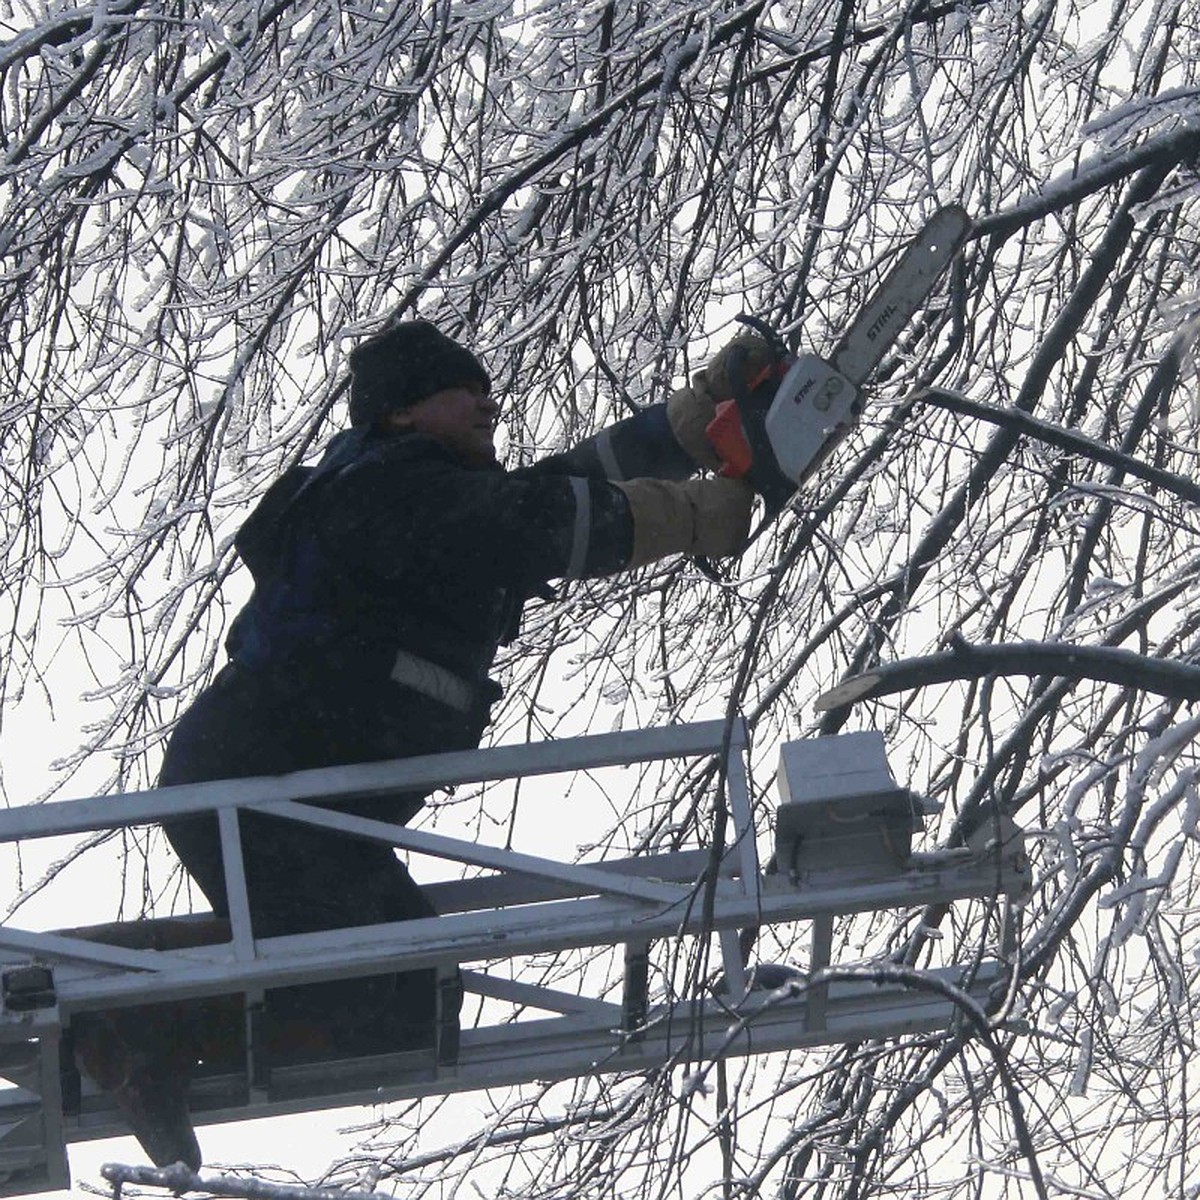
[348,321,491,429]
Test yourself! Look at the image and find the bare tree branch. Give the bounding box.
[814,636,1200,715]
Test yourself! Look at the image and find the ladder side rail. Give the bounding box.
[0,720,740,845]
[61,963,1008,1142]
[291,962,1002,1108]
[45,852,1021,1014]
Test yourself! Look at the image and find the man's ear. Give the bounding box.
[380,409,414,432]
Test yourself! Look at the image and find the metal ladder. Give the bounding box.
[0,720,1029,1196]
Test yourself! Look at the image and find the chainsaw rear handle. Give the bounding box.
[704,378,799,517]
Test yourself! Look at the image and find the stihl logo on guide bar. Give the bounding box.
[865,302,899,343]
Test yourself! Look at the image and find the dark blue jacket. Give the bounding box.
[225,403,692,715]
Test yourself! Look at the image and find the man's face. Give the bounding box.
[387,382,499,467]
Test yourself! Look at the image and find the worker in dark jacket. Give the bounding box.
[74,320,763,1171]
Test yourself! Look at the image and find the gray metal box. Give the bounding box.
[775,732,922,878]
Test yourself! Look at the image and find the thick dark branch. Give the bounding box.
[814,638,1200,714]
[919,387,1200,506]
[974,124,1200,241]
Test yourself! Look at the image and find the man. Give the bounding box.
[74,320,770,1171]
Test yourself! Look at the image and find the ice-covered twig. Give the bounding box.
[100,1162,380,1200]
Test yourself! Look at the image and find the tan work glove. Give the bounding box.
[666,333,776,470]
[614,477,754,567]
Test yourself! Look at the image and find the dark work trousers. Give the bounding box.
[159,662,486,1057]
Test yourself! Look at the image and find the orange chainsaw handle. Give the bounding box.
[704,359,787,478]
[706,400,753,478]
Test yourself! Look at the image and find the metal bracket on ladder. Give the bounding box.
[0,721,1030,1196]
[0,969,69,1195]
[774,731,931,1031]
[622,941,651,1041]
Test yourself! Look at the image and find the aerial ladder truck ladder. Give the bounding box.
[0,719,1029,1195]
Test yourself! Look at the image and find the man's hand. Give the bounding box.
[691,477,755,557]
[700,333,779,403]
[614,477,753,567]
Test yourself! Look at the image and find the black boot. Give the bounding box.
[110,1048,202,1172]
[72,1008,202,1172]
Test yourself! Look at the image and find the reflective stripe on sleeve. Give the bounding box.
[390,649,475,712]
[565,476,592,580]
[594,428,625,481]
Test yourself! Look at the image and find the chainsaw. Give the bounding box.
[705,205,972,515]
